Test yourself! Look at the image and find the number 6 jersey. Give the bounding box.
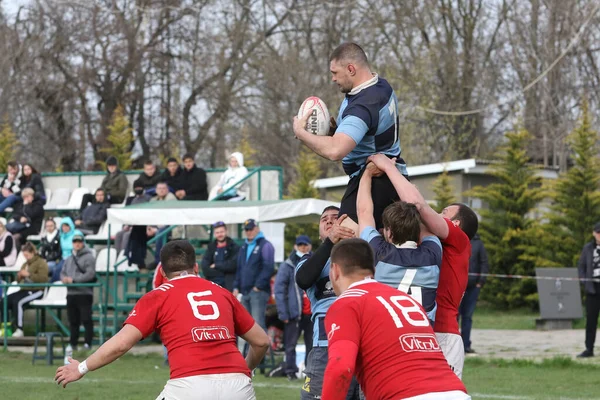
[324,278,467,400]
[124,275,255,380]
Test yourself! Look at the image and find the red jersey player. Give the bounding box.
[369,154,478,378]
[55,240,270,400]
[322,239,470,400]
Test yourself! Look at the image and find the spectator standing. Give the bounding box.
[209,152,249,201]
[0,242,48,337]
[0,220,16,267]
[40,218,61,280]
[6,188,45,245]
[0,161,22,212]
[459,233,489,354]
[274,235,312,380]
[61,231,96,350]
[151,182,177,202]
[160,158,184,194]
[136,160,162,195]
[201,221,240,292]
[233,219,275,330]
[75,189,110,235]
[577,222,600,358]
[177,154,208,201]
[125,186,153,269]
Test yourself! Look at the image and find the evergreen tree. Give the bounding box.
[98,105,133,170]
[466,128,544,309]
[0,120,18,173]
[284,147,322,254]
[521,99,600,270]
[432,169,456,212]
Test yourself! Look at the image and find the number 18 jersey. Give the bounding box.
[325,279,466,400]
[124,275,255,380]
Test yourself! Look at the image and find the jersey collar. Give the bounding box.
[395,241,418,249]
[169,274,198,281]
[348,73,379,96]
[347,277,375,290]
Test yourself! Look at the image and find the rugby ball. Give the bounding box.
[298,97,331,136]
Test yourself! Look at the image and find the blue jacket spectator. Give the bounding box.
[233,219,275,331]
[233,227,275,295]
[59,217,76,260]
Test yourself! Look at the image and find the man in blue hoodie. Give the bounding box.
[233,219,275,331]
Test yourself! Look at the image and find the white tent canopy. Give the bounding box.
[106,199,340,226]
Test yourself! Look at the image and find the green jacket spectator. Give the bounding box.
[19,253,49,291]
[101,156,129,204]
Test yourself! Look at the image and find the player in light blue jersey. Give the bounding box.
[295,206,360,400]
[357,163,442,324]
[293,42,408,231]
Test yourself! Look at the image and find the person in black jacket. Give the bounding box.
[577,222,600,358]
[201,221,240,292]
[136,160,162,195]
[6,188,44,246]
[19,164,45,200]
[458,233,489,354]
[40,218,62,280]
[177,154,208,201]
[74,188,110,234]
[160,158,184,193]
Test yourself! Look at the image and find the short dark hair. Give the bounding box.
[182,153,195,162]
[449,203,479,240]
[167,157,178,164]
[95,188,105,196]
[329,43,369,67]
[321,205,340,216]
[160,240,197,276]
[330,239,375,275]
[143,160,154,166]
[382,201,421,244]
[156,181,168,187]
[7,161,18,169]
[22,242,37,254]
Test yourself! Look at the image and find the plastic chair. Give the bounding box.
[56,187,90,211]
[45,188,70,210]
[95,248,118,273]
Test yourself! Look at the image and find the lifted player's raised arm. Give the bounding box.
[368,154,450,240]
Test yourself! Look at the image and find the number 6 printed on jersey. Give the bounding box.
[187,291,220,320]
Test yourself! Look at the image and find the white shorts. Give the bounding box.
[155,373,256,400]
[404,390,471,400]
[435,332,465,379]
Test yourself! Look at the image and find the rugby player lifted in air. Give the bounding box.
[293,42,408,231]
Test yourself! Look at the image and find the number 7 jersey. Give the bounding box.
[124,275,255,380]
[325,279,467,400]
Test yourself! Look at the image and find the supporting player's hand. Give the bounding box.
[328,214,356,244]
[55,358,83,388]
[367,154,396,172]
[328,116,337,136]
[364,162,384,178]
[292,111,311,139]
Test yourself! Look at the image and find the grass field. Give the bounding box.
[1,351,599,400]
[471,304,597,330]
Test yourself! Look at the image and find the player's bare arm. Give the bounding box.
[293,112,356,161]
[369,154,450,240]
[55,324,143,388]
[240,323,270,371]
[357,166,377,234]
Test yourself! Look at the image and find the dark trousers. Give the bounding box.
[301,347,361,400]
[0,290,44,329]
[284,320,300,374]
[299,313,313,365]
[339,160,406,231]
[66,294,94,348]
[585,292,600,351]
[459,286,480,350]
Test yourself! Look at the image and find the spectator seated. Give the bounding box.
[74,188,110,235]
[6,188,45,248]
[209,152,249,201]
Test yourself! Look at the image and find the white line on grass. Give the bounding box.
[0,376,591,400]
